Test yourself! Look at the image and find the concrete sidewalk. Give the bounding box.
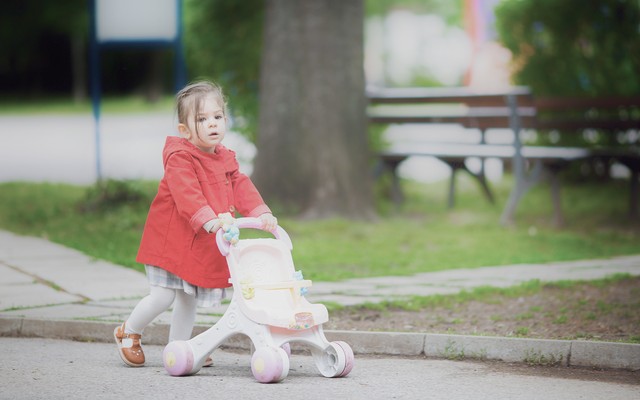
[1,229,639,370]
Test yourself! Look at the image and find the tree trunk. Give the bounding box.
[71,35,87,103]
[145,50,165,103]
[252,0,375,220]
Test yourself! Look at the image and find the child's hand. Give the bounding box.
[207,212,235,233]
[259,213,278,232]
[217,212,235,226]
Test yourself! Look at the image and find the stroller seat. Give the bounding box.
[230,238,329,330]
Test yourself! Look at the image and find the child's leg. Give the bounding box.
[115,285,176,367]
[168,290,198,342]
[126,285,177,334]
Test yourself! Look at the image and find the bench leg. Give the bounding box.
[375,158,406,206]
[444,160,495,208]
[469,165,495,205]
[547,166,565,228]
[500,160,543,226]
[390,168,404,206]
[610,159,638,221]
[500,180,525,226]
[448,165,459,208]
[630,165,639,221]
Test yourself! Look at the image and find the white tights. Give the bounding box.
[125,285,197,342]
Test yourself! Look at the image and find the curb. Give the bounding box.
[2,317,638,371]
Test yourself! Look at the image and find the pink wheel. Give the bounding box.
[163,341,194,376]
[275,347,290,382]
[251,347,289,383]
[281,342,291,358]
[333,341,354,377]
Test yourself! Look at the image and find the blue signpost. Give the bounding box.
[89,0,186,181]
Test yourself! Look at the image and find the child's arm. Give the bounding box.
[223,149,271,217]
[165,152,218,232]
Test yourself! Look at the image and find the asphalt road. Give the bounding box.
[0,337,637,400]
[0,113,257,185]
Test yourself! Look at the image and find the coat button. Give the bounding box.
[229,205,236,213]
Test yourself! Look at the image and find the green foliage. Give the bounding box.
[495,0,640,96]
[0,183,83,230]
[442,339,467,360]
[368,123,390,153]
[408,70,448,87]
[78,179,154,213]
[0,0,88,61]
[0,0,89,40]
[183,0,264,141]
[0,96,174,115]
[523,349,563,366]
[495,0,640,168]
[365,0,463,26]
[0,0,88,94]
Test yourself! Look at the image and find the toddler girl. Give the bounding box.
[114,80,277,367]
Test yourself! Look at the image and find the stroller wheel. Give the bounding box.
[281,342,292,358]
[251,347,290,383]
[163,341,194,376]
[275,347,290,381]
[316,341,354,378]
[333,341,354,377]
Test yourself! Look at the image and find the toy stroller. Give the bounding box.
[162,217,354,383]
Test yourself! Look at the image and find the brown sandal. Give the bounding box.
[114,322,145,367]
[203,356,213,367]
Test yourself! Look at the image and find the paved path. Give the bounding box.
[1,229,639,371]
[1,337,638,399]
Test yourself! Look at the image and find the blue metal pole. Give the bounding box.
[175,0,187,92]
[89,0,102,182]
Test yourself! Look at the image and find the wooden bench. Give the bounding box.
[367,86,640,225]
[531,95,640,223]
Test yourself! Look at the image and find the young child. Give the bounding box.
[114,80,277,367]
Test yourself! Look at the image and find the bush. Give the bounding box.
[495,0,640,97]
[78,179,152,213]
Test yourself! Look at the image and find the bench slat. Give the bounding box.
[535,96,640,110]
[367,86,533,107]
[382,144,591,161]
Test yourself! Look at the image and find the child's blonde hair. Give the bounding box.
[176,80,227,134]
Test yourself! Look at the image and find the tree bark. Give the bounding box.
[253,0,375,220]
[145,50,165,103]
[71,35,87,103]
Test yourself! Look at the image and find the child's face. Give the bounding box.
[179,93,227,153]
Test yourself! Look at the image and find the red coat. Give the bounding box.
[136,136,271,288]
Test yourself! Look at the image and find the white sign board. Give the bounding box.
[96,0,178,42]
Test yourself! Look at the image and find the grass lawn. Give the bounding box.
[0,96,174,115]
[0,174,637,282]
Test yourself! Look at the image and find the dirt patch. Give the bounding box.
[324,277,640,343]
[473,359,640,385]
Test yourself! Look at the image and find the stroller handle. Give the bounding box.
[216,217,293,256]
